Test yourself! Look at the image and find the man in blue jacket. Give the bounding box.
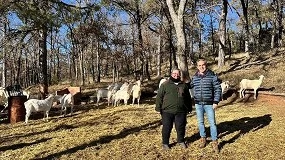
[190,58,222,153]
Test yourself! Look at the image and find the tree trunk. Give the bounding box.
[80,48,85,86]
[1,20,7,87]
[166,0,189,82]
[56,47,60,82]
[210,14,216,56]
[135,2,149,81]
[38,27,49,99]
[91,39,96,83]
[240,0,250,53]
[156,32,162,77]
[96,39,100,83]
[218,0,228,68]
[278,4,283,46]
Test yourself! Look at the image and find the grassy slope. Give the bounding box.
[0,49,285,160]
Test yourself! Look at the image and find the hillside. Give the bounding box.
[0,50,285,159]
[208,49,285,94]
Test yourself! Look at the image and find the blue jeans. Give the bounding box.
[195,104,218,140]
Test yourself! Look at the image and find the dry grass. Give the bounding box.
[1,50,285,160]
[0,95,284,160]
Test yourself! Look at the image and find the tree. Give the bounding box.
[166,0,190,82]
[0,16,8,87]
[218,0,228,68]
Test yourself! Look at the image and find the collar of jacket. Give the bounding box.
[195,69,215,77]
[195,69,208,77]
[168,79,183,84]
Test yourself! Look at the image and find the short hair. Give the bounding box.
[196,58,207,65]
[171,67,180,73]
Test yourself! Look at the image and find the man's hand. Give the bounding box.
[213,104,218,110]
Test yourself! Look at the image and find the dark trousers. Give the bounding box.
[161,112,187,144]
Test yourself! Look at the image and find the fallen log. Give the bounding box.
[244,90,285,97]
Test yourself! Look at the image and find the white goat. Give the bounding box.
[220,81,230,100]
[96,85,120,106]
[58,93,74,116]
[155,77,195,98]
[221,81,230,94]
[131,80,141,106]
[159,78,168,88]
[108,82,123,91]
[239,75,265,99]
[119,82,129,90]
[24,94,60,123]
[96,89,111,106]
[23,90,30,99]
[0,87,6,97]
[189,88,194,98]
[113,83,132,107]
[154,78,168,94]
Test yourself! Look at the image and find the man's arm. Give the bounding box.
[213,75,222,104]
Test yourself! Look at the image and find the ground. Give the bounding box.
[1,50,285,159]
[0,92,285,160]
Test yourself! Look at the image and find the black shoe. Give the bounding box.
[162,144,170,150]
[179,142,187,149]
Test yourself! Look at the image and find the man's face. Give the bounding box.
[171,70,180,79]
[197,60,207,73]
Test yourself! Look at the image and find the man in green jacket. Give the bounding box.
[155,68,192,150]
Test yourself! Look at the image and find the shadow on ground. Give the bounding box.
[185,114,272,151]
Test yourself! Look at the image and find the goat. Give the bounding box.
[96,87,117,106]
[221,81,230,94]
[155,77,194,98]
[96,89,109,106]
[107,82,122,90]
[239,75,265,99]
[159,77,168,88]
[24,94,60,123]
[220,81,230,100]
[113,83,132,107]
[23,90,30,99]
[119,82,129,90]
[154,77,168,94]
[0,87,6,97]
[131,80,141,106]
[186,88,194,99]
[58,93,74,116]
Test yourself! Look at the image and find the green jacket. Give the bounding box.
[155,79,192,114]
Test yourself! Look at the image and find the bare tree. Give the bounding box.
[218,0,228,68]
[166,0,190,82]
[0,17,8,87]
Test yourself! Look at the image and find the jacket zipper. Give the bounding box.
[200,78,204,102]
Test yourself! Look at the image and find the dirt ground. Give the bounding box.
[0,92,285,160]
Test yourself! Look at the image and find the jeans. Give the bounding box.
[161,112,187,144]
[195,104,217,140]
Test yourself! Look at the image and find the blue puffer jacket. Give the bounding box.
[190,69,222,105]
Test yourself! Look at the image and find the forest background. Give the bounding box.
[1,0,284,93]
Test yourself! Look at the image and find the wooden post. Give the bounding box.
[8,96,27,124]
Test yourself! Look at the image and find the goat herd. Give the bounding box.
[0,74,265,124]
[95,80,142,107]
[0,80,142,124]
